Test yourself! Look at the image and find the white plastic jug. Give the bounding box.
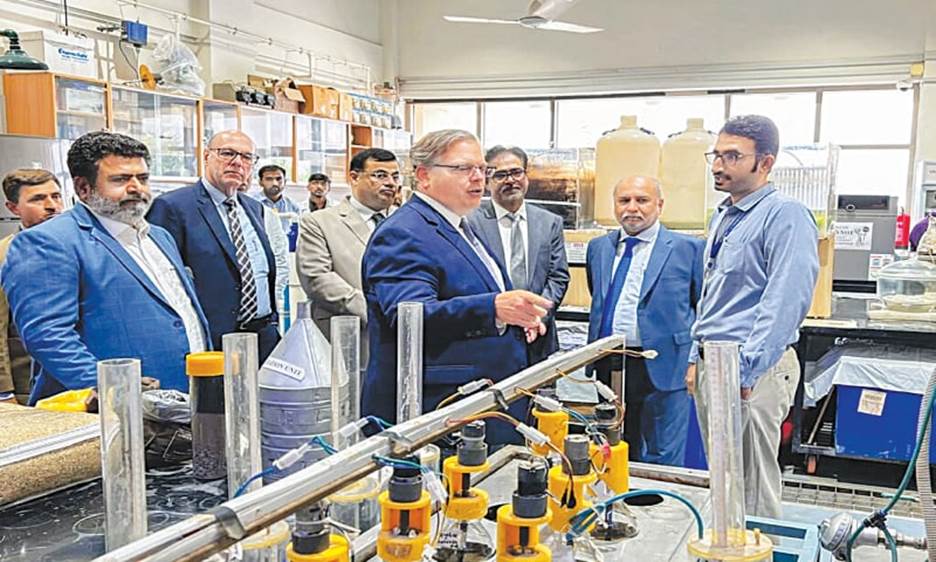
[660,118,716,230]
[595,115,661,226]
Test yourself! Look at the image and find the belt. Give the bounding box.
[698,344,791,360]
[239,314,274,331]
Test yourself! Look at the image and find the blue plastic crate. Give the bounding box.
[834,384,936,462]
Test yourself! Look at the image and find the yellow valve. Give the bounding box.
[496,504,552,562]
[35,388,95,412]
[442,455,490,521]
[531,408,568,456]
[590,440,630,494]
[547,464,597,533]
[376,490,432,562]
[286,534,349,562]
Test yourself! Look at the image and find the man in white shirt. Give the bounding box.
[296,148,399,363]
[468,146,569,364]
[585,176,704,466]
[2,131,210,404]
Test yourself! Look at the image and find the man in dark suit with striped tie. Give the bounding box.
[586,175,704,466]
[147,130,281,361]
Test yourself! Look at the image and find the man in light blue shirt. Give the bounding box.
[687,115,818,519]
[256,164,300,235]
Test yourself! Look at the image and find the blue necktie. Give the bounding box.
[599,237,641,338]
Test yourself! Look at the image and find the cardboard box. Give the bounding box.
[339,92,353,122]
[298,84,340,119]
[807,235,834,318]
[271,78,305,113]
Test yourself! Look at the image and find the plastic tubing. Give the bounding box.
[330,316,360,449]
[223,333,263,499]
[396,302,423,423]
[702,341,746,548]
[98,358,147,551]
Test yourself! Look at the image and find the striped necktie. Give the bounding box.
[224,199,258,323]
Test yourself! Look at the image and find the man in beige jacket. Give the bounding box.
[0,169,65,403]
[296,148,400,362]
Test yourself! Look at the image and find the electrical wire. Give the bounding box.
[366,415,393,430]
[565,489,704,542]
[311,435,338,455]
[233,466,278,498]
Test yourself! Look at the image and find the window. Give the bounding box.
[483,100,551,149]
[834,149,910,202]
[556,95,725,148]
[820,89,914,145]
[412,102,477,138]
[729,92,817,145]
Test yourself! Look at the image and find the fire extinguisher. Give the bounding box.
[896,207,910,249]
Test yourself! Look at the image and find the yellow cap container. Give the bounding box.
[187,351,224,377]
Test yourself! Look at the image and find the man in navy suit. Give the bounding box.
[586,176,703,466]
[468,146,569,365]
[2,131,210,404]
[361,129,552,443]
[147,131,280,361]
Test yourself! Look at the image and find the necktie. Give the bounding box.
[506,213,527,290]
[598,237,641,338]
[372,212,385,227]
[223,199,259,323]
[460,219,505,291]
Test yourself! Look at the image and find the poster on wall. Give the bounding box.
[834,222,874,251]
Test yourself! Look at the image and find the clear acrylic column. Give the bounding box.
[330,315,360,449]
[223,333,263,499]
[98,358,147,551]
[396,301,439,472]
[396,302,423,423]
[687,341,772,561]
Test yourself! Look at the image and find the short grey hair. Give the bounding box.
[410,129,478,169]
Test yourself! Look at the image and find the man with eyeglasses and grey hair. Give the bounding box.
[360,130,552,444]
[688,114,818,519]
[148,130,281,361]
[296,148,400,365]
[468,145,569,365]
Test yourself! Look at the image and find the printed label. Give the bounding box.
[857,389,887,416]
[566,241,588,264]
[834,222,874,251]
[264,358,305,381]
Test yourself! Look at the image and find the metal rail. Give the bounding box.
[96,335,623,561]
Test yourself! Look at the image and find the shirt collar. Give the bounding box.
[415,191,462,229]
[348,194,384,218]
[718,183,777,214]
[619,219,660,245]
[82,202,150,239]
[203,178,238,208]
[492,200,526,222]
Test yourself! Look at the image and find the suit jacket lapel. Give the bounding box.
[338,198,371,245]
[196,182,238,265]
[640,226,673,302]
[600,229,620,302]
[477,203,506,265]
[526,206,546,285]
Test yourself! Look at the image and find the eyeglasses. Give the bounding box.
[368,170,402,183]
[210,148,260,165]
[490,167,526,183]
[432,163,495,179]
[704,151,758,166]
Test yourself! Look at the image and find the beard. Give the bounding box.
[86,191,152,225]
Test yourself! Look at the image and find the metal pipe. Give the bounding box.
[223,333,263,499]
[96,336,623,562]
[97,358,147,552]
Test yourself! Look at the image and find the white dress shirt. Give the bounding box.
[492,200,530,282]
[611,220,660,347]
[415,192,505,291]
[87,205,207,354]
[348,194,388,233]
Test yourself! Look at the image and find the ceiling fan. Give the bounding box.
[443,0,603,34]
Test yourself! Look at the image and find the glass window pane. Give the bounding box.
[412,102,477,138]
[557,95,724,148]
[729,92,817,145]
[483,100,551,149]
[835,149,909,205]
[820,89,913,145]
